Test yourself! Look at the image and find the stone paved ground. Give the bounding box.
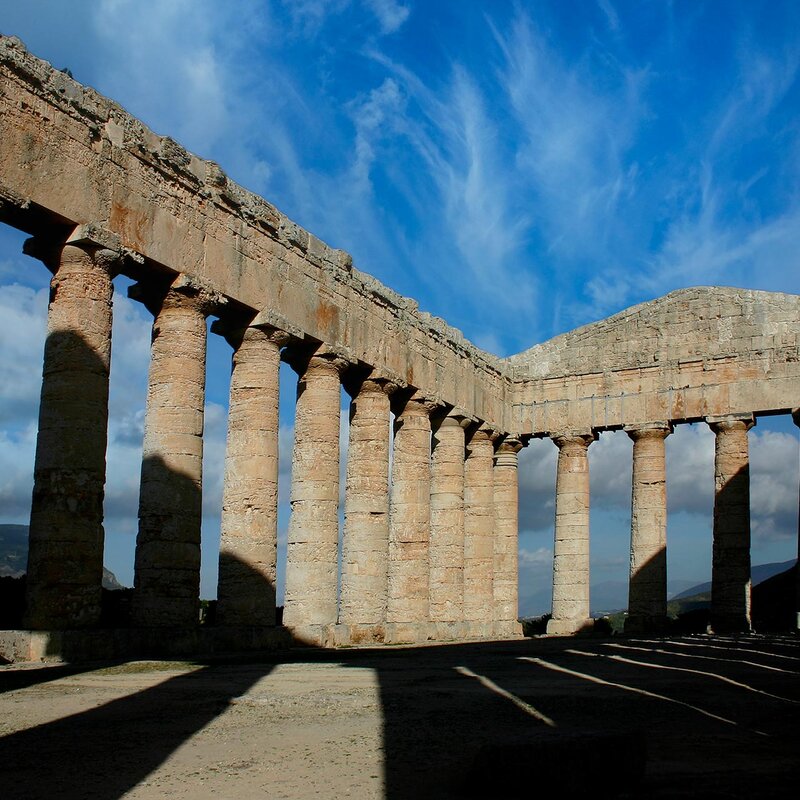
[0,635,798,799]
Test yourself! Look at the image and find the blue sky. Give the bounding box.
[0,1,798,614]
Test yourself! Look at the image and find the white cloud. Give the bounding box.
[364,0,410,35]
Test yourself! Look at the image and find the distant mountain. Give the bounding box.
[670,559,797,601]
[0,524,126,589]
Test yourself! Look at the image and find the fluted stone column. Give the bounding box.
[547,432,597,635]
[429,413,469,639]
[794,408,800,632]
[386,392,435,643]
[283,347,347,645]
[464,426,497,638]
[625,423,672,634]
[216,323,289,627]
[337,376,394,644]
[24,235,118,630]
[493,436,524,638]
[709,415,755,633]
[132,277,223,627]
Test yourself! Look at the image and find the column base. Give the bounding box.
[546,617,595,636]
[429,621,469,641]
[383,622,434,645]
[493,620,524,639]
[709,613,752,634]
[331,623,385,647]
[624,614,669,636]
[284,624,336,647]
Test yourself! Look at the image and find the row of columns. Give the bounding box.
[22,236,524,646]
[547,414,761,635]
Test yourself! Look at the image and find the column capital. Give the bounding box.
[624,422,673,442]
[393,389,441,418]
[24,225,126,276]
[284,341,352,377]
[432,411,473,431]
[342,366,405,399]
[128,273,227,317]
[495,435,525,456]
[551,430,597,451]
[467,422,500,444]
[211,313,295,351]
[707,414,755,434]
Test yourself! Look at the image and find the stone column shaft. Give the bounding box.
[625,424,671,634]
[464,427,496,636]
[547,432,596,635]
[25,240,117,630]
[387,394,434,641]
[339,378,393,638]
[429,415,468,633]
[217,325,287,626]
[709,416,754,633]
[283,350,345,640]
[133,280,220,627]
[493,437,524,638]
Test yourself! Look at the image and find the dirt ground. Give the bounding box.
[0,634,798,799]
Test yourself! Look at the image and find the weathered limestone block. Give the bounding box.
[429,413,470,636]
[463,426,497,636]
[132,276,224,627]
[216,323,290,627]
[386,392,436,643]
[493,436,524,638]
[709,415,755,633]
[283,347,347,643]
[547,432,596,635]
[339,376,395,638]
[24,235,119,630]
[625,423,671,634]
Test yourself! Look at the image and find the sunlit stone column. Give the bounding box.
[337,375,395,644]
[132,276,224,628]
[493,436,525,638]
[464,425,497,638]
[283,347,347,645]
[547,431,597,635]
[216,322,289,627]
[24,232,119,630]
[386,392,436,644]
[708,414,755,633]
[624,423,672,634]
[793,408,800,632]
[429,412,469,639]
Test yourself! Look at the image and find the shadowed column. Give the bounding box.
[547,431,597,635]
[24,233,119,630]
[794,408,800,632]
[625,423,672,634]
[283,347,347,645]
[386,392,436,644]
[338,375,395,644]
[429,413,469,639]
[464,425,497,638]
[132,276,224,628]
[709,415,755,633]
[216,323,289,627]
[493,436,524,638]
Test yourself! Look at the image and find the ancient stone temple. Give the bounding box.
[1,36,798,660]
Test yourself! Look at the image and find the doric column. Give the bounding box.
[493,436,525,638]
[429,412,470,638]
[708,414,755,633]
[793,408,800,632]
[23,232,119,629]
[547,431,597,635]
[386,392,436,643]
[216,322,290,627]
[624,423,672,634]
[338,375,395,642]
[131,276,224,627]
[464,425,497,638]
[283,346,347,644]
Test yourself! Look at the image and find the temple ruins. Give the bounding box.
[0,36,798,660]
